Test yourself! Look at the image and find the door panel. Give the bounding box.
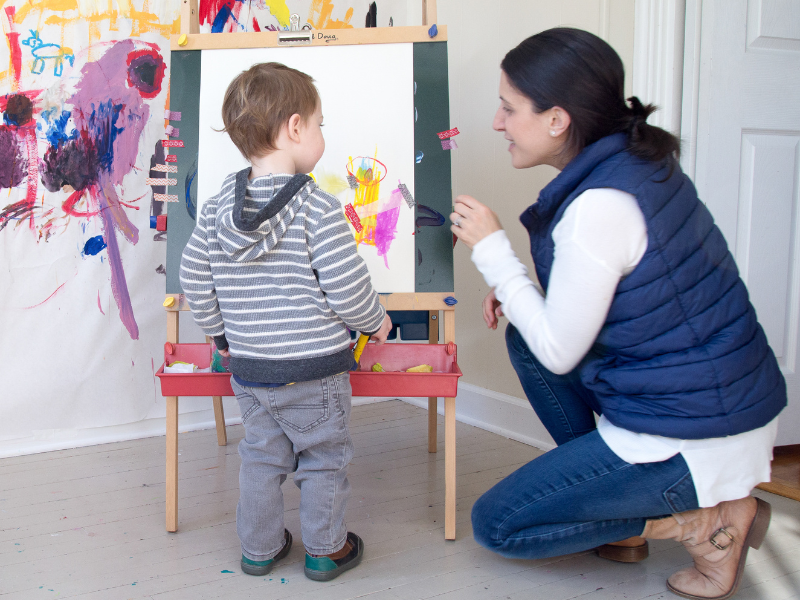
[693,0,800,444]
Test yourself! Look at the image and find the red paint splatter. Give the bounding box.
[23,282,67,309]
[252,16,260,31]
[3,7,22,88]
[62,188,100,217]
[97,291,105,315]
[126,49,166,99]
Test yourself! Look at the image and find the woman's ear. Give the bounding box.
[549,107,571,137]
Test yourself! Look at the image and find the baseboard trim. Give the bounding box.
[0,396,392,459]
[400,382,555,452]
[0,386,550,458]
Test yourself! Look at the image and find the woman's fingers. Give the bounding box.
[483,290,500,329]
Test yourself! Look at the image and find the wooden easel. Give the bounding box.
[164,0,458,540]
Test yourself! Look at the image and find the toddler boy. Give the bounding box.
[180,62,391,581]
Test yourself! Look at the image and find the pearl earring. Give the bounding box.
[550,130,557,137]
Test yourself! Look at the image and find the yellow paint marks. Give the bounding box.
[264,0,291,29]
[12,0,79,25]
[348,152,385,247]
[13,0,178,39]
[308,0,353,30]
[314,170,349,196]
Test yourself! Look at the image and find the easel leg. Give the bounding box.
[166,309,180,532]
[166,395,179,532]
[443,309,456,540]
[212,396,227,446]
[444,395,456,540]
[428,310,439,453]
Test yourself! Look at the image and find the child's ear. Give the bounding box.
[286,113,303,142]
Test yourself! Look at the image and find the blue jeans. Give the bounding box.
[233,373,354,560]
[470,325,699,559]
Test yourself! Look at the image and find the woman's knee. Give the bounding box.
[471,492,506,551]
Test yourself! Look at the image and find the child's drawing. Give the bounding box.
[345,155,403,268]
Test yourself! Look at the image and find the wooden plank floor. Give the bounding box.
[1,400,798,599]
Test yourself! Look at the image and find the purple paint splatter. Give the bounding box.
[375,188,404,268]
[0,127,25,189]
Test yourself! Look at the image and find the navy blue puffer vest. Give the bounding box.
[521,133,786,439]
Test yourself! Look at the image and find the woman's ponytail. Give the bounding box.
[625,96,680,162]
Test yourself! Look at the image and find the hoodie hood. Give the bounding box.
[216,168,314,262]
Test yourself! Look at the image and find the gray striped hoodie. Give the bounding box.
[179,168,386,383]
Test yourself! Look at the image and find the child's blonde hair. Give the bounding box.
[221,62,320,161]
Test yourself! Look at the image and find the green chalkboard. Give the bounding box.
[165,41,453,294]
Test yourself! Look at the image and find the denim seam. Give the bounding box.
[325,376,337,549]
[523,351,577,441]
[494,460,635,542]
[240,399,260,425]
[663,470,697,513]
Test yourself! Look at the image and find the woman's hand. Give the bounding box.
[450,195,502,250]
[482,288,504,330]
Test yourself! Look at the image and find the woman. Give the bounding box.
[451,28,785,600]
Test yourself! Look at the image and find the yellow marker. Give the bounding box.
[163,297,176,308]
[406,364,433,373]
[371,363,385,372]
[352,333,369,364]
[178,34,188,46]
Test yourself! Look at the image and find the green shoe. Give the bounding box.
[241,529,292,576]
[304,532,364,582]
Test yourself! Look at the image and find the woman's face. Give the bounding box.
[493,71,567,169]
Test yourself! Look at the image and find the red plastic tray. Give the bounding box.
[350,343,462,397]
[155,343,234,397]
[155,342,462,398]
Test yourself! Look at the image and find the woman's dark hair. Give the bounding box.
[501,27,680,163]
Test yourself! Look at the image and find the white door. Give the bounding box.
[689,0,800,444]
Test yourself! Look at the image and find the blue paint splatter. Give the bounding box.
[185,159,197,220]
[83,235,107,256]
[415,150,424,163]
[415,204,445,228]
[42,108,77,146]
[281,578,287,584]
[221,569,235,574]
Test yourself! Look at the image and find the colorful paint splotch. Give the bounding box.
[346,154,408,268]
[33,39,167,340]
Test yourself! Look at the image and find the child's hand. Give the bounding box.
[370,313,393,344]
[218,348,231,358]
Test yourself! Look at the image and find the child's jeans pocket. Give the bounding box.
[269,379,330,433]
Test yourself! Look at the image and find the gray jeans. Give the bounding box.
[232,373,354,560]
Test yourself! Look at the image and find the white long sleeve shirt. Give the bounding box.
[471,188,777,507]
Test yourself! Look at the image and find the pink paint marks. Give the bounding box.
[97,291,105,315]
[375,188,404,267]
[23,282,67,309]
[24,129,39,226]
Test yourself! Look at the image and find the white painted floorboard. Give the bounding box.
[1,400,798,599]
